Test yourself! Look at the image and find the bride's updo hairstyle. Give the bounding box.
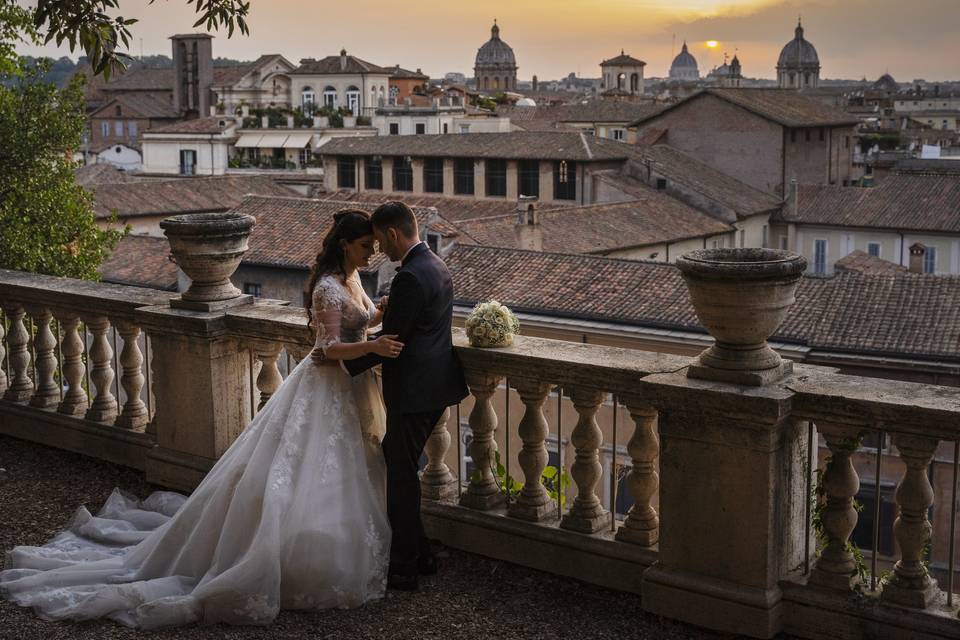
[304,208,373,331]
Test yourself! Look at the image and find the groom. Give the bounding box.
[343,201,468,591]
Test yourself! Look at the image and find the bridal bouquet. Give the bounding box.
[465,300,520,348]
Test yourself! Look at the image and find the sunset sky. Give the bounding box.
[15,0,960,81]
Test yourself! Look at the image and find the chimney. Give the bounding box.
[787,178,799,219]
[261,115,269,128]
[514,196,542,251]
[340,48,347,71]
[908,242,926,273]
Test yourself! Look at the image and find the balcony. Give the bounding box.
[1,237,960,638]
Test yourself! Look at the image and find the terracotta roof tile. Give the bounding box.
[92,176,297,219]
[630,88,861,128]
[454,196,732,254]
[498,100,664,124]
[445,245,960,360]
[91,93,179,119]
[316,190,573,222]
[103,68,173,92]
[834,250,908,275]
[75,163,140,186]
[146,116,237,134]
[781,175,960,232]
[292,54,391,75]
[317,131,635,161]
[231,196,435,270]
[99,235,178,290]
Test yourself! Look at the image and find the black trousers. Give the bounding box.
[382,407,444,576]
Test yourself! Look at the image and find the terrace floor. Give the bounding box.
[0,435,734,640]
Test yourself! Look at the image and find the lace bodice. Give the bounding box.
[312,274,377,353]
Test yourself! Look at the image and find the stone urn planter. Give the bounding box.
[676,248,807,385]
[160,212,256,311]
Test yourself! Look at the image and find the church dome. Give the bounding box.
[873,73,898,92]
[777,19,820,69]
[670,42,698,73]
[475,21,516,66]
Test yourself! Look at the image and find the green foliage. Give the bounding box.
[31,0,250,79]
[812,455,871,594]
[479,450,571,508]
[0,0,37,75]
[0,59,124,279]
[859,133,902,154]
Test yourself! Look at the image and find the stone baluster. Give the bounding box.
[3,304,33,402]
[0,308,7,395]
[25,307,59,409]
[254,342,283,411]
[115,321,148,429]
[421,407,458,501]
[508,378,555,521]
[55,313,88,416]
[83,316,118,423]
[881,434,940,608]
[460,371,505,510]
[810,422,863,590]
[615,400,660,545]
[561,386,609,533]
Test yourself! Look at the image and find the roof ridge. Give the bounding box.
[452,243,677,268]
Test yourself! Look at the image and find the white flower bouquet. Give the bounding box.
[465,300,520,348]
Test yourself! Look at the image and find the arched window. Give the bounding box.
[788,72,796,87]
[804,72,811,86]
[114,105,121,116]
[346,85,360,115]
[483,77,489,90]
[301,86,315,112]
[323,86,337,108]
[617,73,626,91]
[494,77,500,90]
[630,73,639,93]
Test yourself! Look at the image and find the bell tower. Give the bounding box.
[171,33,214,118]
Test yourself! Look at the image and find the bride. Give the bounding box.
[0,209,405,629]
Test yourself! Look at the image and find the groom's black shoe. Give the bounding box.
[387,572,418,591]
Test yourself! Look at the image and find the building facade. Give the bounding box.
[600,51,646,96]
[289,50,391,117]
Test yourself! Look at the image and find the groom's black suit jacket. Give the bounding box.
[345,242,468,414]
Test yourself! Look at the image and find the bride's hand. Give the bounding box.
[370,334,403,358]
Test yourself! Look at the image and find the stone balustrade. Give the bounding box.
[2,267,960,640]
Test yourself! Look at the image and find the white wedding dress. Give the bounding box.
[0,274,390,629]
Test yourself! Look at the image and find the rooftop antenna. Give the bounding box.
[139,37,143,61]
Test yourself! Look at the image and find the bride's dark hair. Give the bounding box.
[304,208,373,332]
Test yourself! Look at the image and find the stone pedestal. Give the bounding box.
[639,372,809,639]
[136,305,252,491]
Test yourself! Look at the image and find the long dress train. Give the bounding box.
[0,274,390,628]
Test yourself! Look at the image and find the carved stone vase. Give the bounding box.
[160,212,256,311]
[675,248,807,385]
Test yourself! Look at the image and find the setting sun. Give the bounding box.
[706,40,719,48]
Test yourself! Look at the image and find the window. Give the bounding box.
[845,136,850,149]
[459,124,470,134]
[323,86,337,108]
[442,123,449,134]
[813,239,828,274]
[655,178,667,190]
[114,121,123,136]
[780,235,789,250]
[518,159,539,198]
[243,283,262,297]
[299,148,313,167]
[790,130,797,144]
[485,159,507,197]
[454,158,474,195]
[415,123,426,135]
[365,156,383,190]
[179,149,197,176]
[337,156,356,189]
[389,122,399,136]
[611,128,625,141]
[924,246,937,274]
[301,86,315,111]
[127,121,138,137]
[346,86,360,115]
[553,160,577,201]
[101,121,109,137]
[114,105,122,117]
[424,158,444,193]
[393,156,413,191]
[867,242,881,257]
